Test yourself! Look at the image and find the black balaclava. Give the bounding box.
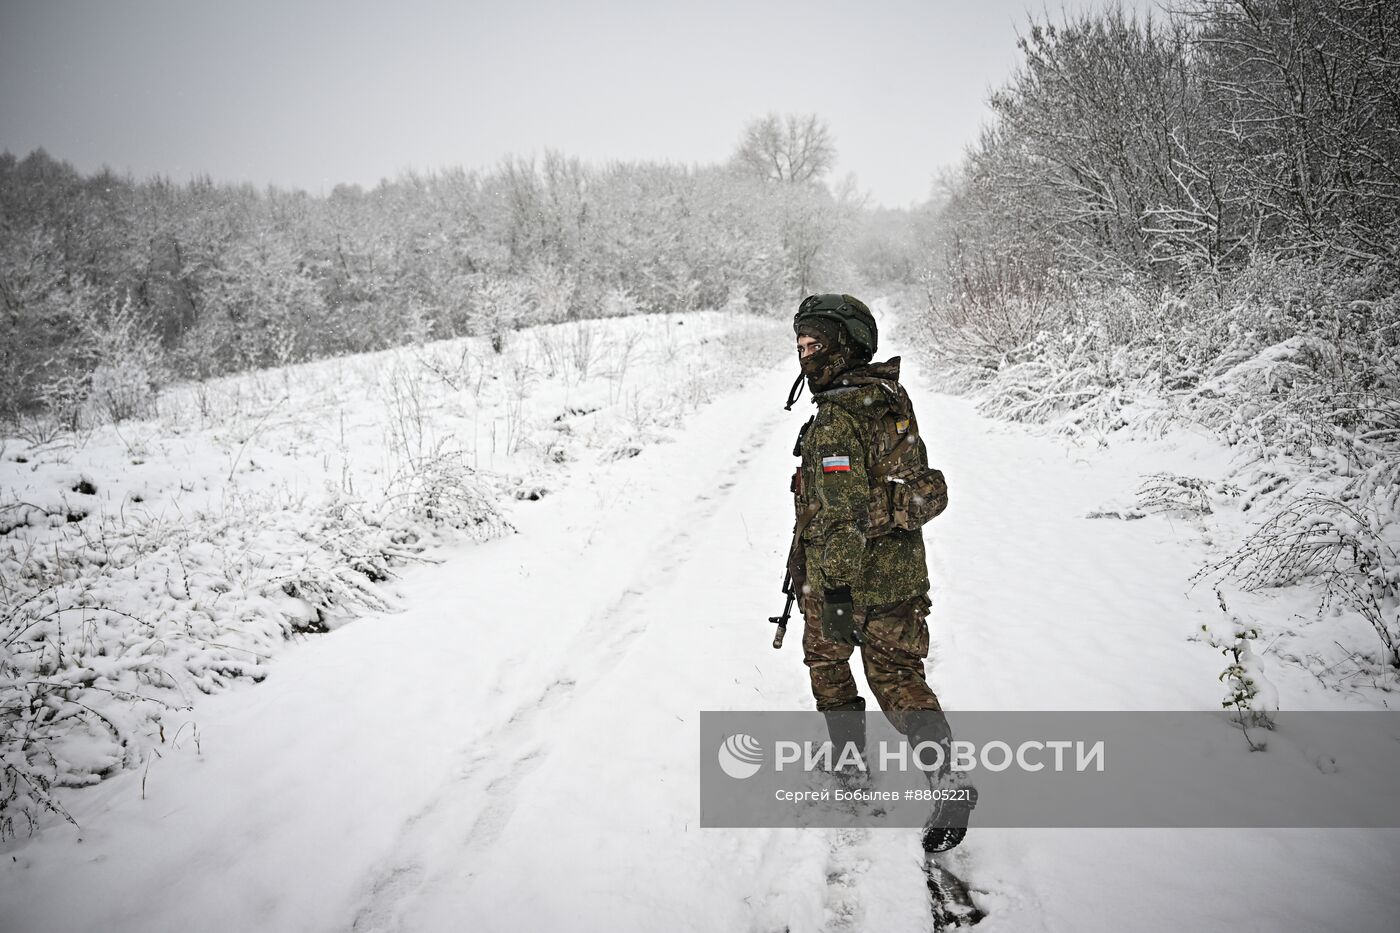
[797,318,858,394]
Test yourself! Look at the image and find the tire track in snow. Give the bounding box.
[346,410,787,931]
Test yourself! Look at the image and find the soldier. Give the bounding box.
[783,293,970,852]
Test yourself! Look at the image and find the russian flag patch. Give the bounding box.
[822,455,852,473]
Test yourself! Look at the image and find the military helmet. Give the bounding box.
[794,294,877,360]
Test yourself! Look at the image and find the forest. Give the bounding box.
[0,137,869,422]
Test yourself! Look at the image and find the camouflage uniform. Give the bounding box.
[790,357,944,726]
[786,297,969,854]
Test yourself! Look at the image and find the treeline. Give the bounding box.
[0,146,859,421]
[923,0,1398,364]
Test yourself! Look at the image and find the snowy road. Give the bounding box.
[3,331,1398,932]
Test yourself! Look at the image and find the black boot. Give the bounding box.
[822,707,867,782]
[921,781,978,853]
[905,711,976,854]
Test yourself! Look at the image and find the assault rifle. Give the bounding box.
[772,420,816,651]
[768,569,795,649]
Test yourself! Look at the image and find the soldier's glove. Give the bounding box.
[821,587,860,645]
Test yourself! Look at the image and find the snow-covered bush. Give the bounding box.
[1202,591,1277,748]
[520,262,575,327]
[973,331,1124,430]
[85,362,157,424]
[1200,495,1400,671]
[464,274,527,354]
[82,297,167,424]
[916,250,1069,379]
[32,372,90,437]
[381,449,509,540]
[1137,473,1239,517]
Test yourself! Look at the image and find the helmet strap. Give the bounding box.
[783,371,806,411]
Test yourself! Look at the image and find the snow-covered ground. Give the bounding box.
[2,304,1397,932]
[0,311,786,828]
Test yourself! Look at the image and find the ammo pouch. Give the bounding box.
[869,463,949,536]
[864,387,948,537]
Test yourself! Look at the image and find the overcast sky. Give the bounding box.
[0,0,1157,208]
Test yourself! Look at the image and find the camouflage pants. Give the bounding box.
[801,590,942,730]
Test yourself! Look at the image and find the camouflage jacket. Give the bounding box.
[791,357,931,607]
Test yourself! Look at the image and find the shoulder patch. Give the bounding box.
[822,455,852,473]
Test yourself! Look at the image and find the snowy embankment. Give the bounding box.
[939,281,1400,697]
[0,311,787,836]
[2,301,1397,932]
